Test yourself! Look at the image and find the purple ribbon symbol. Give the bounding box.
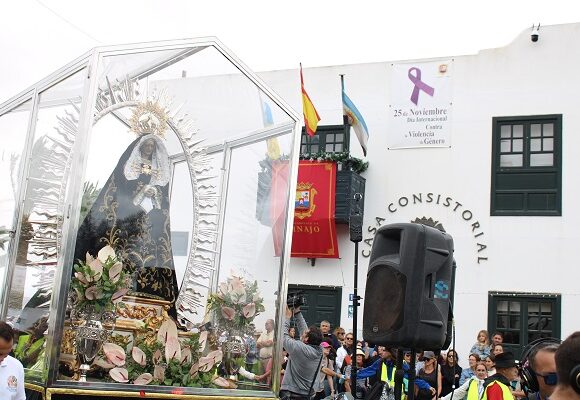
[408,67,434,105]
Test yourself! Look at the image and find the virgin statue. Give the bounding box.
[73,108,179,317]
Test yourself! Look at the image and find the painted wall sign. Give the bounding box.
[362,192,488,263]
[388,60,453,149]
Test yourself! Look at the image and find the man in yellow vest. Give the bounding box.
[482,351,519,400]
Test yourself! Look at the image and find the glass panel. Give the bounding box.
[503,331,520,344]
[497,315,508,329]
[528,302,539,314]
[531,124,542,137]
[543,138,553,151]
[0,100,32,310]
[311,144,319,153]
[543,123,554,137]
[512,139,523,152]
[509,301,520,312]
[530,153,553,167]
[500,154,523,167]
[500,125,511,138]
[7,70,86,384]
[541,302,552,314]
[335,133,344,142]
[497,300,508,312]
[509,315,520,329]
[326,144,334,152]
[512,124,523,138]
[528,315,550,333]
[530,138,542,152]
[500,139,511,153]
[218,135,294,391]
[326,133,335,142]
[528,331,546,343]
[335,143,343,152]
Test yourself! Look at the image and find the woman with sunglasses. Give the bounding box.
[416,351,442,399]
[441,350,463,396]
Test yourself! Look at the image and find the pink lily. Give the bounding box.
[133,373,153,385]
[153,365,165,381]
[221,306,235,321]
[97,245,116,263]
[103,342,126,367]
[242,303,256,319]
[109,367,129,383]
[132,346,147,366]
[108,261,123,283]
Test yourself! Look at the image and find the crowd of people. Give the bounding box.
[1,315,579,400]
[277,314,580,400]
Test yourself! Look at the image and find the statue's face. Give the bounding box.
[140,139,156,157]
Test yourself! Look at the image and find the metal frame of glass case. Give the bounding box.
[0,37,301,398]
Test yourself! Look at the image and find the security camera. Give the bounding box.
[531,23,540,42]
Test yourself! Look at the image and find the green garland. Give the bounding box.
[299,151,368,174]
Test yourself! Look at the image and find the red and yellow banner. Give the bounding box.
[291,161,339,258]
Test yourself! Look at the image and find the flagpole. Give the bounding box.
[340,74,351,152]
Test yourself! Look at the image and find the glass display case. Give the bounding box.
[0,38,300,399]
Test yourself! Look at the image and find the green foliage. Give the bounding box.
[300,151,369,174]
[70,249,129,312]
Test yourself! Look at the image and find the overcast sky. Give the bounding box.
[1,0,579,102]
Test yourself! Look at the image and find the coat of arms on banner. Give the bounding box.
[294,182,317,219]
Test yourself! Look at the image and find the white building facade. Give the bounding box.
[259,23,580,358]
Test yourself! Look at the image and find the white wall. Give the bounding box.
[258,23,580,357]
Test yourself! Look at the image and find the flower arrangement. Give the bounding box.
[206,273,265,333]
[71,245,130,312]
[99,319,232,388]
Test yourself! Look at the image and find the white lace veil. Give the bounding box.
[123,134,171,186]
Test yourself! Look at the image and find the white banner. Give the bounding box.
[388,60,453,149]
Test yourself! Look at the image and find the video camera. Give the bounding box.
[287,291,307,309]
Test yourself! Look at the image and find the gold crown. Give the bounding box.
[129,100,169,138]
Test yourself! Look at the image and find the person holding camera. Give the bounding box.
[279,305,324,400]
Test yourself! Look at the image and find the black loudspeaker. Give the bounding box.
[519,337,561,394]
[363,223,454,349]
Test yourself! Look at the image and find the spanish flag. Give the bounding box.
[300,64,321,136]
